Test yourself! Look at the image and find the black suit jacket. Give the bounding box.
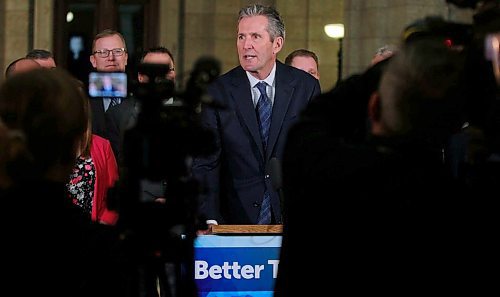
[105,97,138,160]
[191,61,321,224]
[90,98,107,139]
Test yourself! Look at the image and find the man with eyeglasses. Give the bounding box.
[89,29,129,139]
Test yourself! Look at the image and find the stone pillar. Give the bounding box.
[0,0,30,82]
[0,1,5,77]
[33,0,54,51]
[277,0,344,91]
[344,0,473,77]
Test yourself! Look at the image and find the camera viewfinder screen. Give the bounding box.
[88,72,127,98]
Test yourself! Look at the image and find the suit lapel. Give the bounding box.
[120,98,137,130]
[267,62,294,159]
[230,68,265,159]
[228,64,296,161]
[90,98,107,137]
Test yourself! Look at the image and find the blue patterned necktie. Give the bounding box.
[108,97,120,110]
[256,81,272,224]
[256,81,271,150]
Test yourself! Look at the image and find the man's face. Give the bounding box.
[90,34,128,72]
[102,75,113,87]
[138,52,176,83]
[290,56,320,80]
[35,58,56,69]
[237,15,283,80]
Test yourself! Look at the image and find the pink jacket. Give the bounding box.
[90,134,119,225]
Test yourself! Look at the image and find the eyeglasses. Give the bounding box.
[93,48,126,58]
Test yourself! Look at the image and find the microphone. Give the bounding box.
[268,157,284,222]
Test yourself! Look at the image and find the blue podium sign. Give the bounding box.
[194,235,282,297]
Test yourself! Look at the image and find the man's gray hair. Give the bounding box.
[238,4,285,41]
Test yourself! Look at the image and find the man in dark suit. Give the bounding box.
[191,4,321,226]
[89,29,128,138]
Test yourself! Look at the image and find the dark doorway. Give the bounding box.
[54,0,159,84]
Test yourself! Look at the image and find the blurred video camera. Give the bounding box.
[114,58,220,297]
[403,1,499,89]
[124,61,217,185]
[402,3,499,119]
[132,63,176,105]
[88,72,128,98]
[402,15,474,47]
[404,0,500,153]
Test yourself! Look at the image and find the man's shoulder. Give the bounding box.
[276,62,321,92]
[208,66,245,91]
[218,65,244,80]
[277,61,316,81]
[89,97,105,112]
[107,99,134,116]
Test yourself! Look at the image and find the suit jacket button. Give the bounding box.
[253,202,259,207]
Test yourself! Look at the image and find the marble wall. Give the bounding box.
[160,0,344,91]
[344,0,473,77]
[33,0,54,51]
[0,0,31,81]
[0,0,474,90]
[0,0,53,83]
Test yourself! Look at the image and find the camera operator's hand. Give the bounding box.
[196,224,214,236]
[154,197,166,204]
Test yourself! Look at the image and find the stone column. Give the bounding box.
[0,0,30,82]
[344,0,473,76]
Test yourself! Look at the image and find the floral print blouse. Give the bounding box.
[66,156,95,215]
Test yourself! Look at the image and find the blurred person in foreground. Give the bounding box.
[275,38,492,295]
[303,45,395,146]
[0,68,127,297]
[191,3,320,226]
[22,49,121,225]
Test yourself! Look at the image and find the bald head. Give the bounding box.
[5,58,41,78]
